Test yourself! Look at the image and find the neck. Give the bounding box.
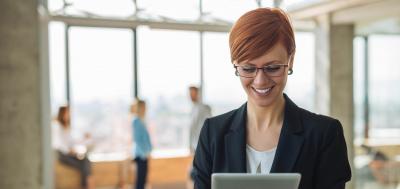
[61,124,70,130]
[246,94,285,131]
[137,114,145,120]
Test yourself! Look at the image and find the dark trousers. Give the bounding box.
[58,151,91,188]
[133,157,148,189]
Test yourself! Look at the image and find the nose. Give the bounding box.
[252,68,271,85]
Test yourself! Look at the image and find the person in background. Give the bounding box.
[131,99,152,189]
[53,106,94,189]
[193,7,351,189]
[188,86,211,180]
[360,144,400,185]
[189,86,212,154]
[361,144,389,162]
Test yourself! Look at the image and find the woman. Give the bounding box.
[131,99,152,189]
[53,106,94,189]
[193,8,351,189]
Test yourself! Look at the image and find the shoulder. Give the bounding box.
[299,107,339,126]
[133,117,142,123]
[133,118,144,128]
[207,108,237,126]
[199,103,212,112]
[200,108,240,139]
[52,122,61,130]
[284,94,342,135]
[296,107,343,139]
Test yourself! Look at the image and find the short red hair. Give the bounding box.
[229,8,296,63]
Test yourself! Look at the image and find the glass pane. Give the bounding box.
[138,27,200,156]
[48,0,64,12]
[137,0,199,20]
[49,21,67,115]
[369,35,400,139]
[203,32,246,116]
[353,37,366,143]
[282,0,309,7]
[202,0,258,22]
[69,27,134,155]
[285,32,315,111]
[64,0,135,17]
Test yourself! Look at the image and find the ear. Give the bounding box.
[288,54,295,69]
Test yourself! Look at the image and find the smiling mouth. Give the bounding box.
[252,86,274,95]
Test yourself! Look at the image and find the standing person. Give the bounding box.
[188,86,212,181]
[189,86,212,154]
[131,99,152,189]
[193,8,351,189]
[53,106,94,189]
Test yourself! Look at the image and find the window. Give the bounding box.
[49,22,67,115]
[48,0,320,158]
[285,32,315,111]
[69,27,134,154]
[137,0,199,20]
[368,35,400,139]
[282,0,310,7]
[137,27,200,156]
[353,37,366,142]
[202,0,258,22]
[203,32,246,115]
[48,0,135,17]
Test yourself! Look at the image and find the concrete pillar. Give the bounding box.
[0,0,43,189]
[314,15,355,189]
[330,24,354,162]
[314,14,331,116]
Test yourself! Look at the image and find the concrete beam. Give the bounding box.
[49,14,232,32]
[332,0,400,24]
[287,0,381,21]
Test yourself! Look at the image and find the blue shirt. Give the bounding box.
[132,117,152,160]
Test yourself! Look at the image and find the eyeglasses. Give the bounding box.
[233,64,289,78]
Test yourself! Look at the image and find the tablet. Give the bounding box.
[212,173,301,189]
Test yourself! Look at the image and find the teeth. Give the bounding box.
[254,87,271,94]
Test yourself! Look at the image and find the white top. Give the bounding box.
[189,102,211,152]
[246,144,277,174]
[52,122,74,154]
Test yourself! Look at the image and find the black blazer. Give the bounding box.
[193,94,351,189]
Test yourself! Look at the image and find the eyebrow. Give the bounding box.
[242,60,283,66]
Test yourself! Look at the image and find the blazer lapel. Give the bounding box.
[271,94,304,173]
[225,103,247,173]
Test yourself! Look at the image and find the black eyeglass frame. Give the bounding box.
[233,64,289,78]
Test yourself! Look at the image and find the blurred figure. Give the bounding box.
[188,86,211,180]
[361,144,389,162]
[360,144,400,185]
[53,106,94,189]
[130,99,152,189]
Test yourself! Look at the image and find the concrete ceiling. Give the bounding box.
[287,0,400,35]
[356,18,400,36]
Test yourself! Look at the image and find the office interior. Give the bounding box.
[1,0,400,189]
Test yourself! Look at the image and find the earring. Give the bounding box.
[288,68,293,75]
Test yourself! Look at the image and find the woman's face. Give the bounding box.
[236,43,292,108]
[139,104,146,117]
[63,109,70,124]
